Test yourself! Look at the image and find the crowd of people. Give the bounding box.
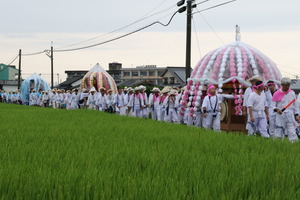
[1,76,300,142]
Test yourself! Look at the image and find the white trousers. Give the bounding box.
[203,113,220,131]
[164,108,179,123]
[151,106,161,121]
[274,112,298,142]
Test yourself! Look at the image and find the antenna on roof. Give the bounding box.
[235,25,241,41]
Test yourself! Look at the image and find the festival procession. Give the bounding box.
[1,28,300,142]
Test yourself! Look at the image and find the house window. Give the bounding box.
[123,72,130,77]
[132,71,138,76]
[170,77,175,84]
[158,70,164,76]
[149,71,155,77]
[140,71,147,77]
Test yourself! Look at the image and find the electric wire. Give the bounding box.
[192,0,236,14]
[6,54,19,65]
[56,0,177,50]
[53,11,179,52]
[196,9,225,44]
[192,17,202,58]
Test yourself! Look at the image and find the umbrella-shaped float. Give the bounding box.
[20,73,51,104]
[81,63,117,93]
[182,26,282,131]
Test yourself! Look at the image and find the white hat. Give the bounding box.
[134,86,140,91]
[151,87,160,92]
[160,88,170,94]
[99,87,106,91]
[247,76,262,82]
[127,87,133,92]
[281,77,291,85]
[139,85,146,90]
[90,87,97,93]
[169,89,177,96]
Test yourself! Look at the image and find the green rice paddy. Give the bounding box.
[1,103,300,199]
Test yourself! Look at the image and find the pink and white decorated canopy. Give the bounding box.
[180,26,282,117]
[81,63,117,93]
[188,26,282,87]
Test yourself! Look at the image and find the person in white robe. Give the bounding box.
[128,87,144,118]
[139,86,148,118]
[125,87,134,116]
[272,77,300,142]
[42,91,50,107]
[114,88,127,116]
[265,80,278,136]
[29,89,39,106]
[148,87,161,121]
[70,89,80,109]
[202,84,221,131]
[247,81,270,138]
[163,89,179,123]
[87,87,97,110]
[159,88,170,122]
[96,87,109,112]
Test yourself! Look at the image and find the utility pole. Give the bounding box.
[51,42,54,88]
[177,0,195,83]
[18,49,22,89]
[185,0,194,82]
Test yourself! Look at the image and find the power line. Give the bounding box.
[192,0,236,14]
[22,50,46,56]
[195,10,225,45]
[6,54,19,65]
[56,0,177,50]
[192,17,202,58]
[53,11,179,53]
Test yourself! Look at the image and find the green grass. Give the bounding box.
[1,103,300,199]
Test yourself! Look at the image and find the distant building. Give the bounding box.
[107,62,122,84]
[58,63,189,90]
[291,79,300,95]
[117,65,166,87]
[57,70,88,90]
[0,63,20,91]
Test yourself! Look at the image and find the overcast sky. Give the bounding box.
[1,0,300,84]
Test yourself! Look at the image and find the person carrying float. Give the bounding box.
[271,77,300,142]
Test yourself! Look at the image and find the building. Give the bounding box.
[107,62,122,84]
[58,63,189,90]
[160,67,187,86]
[0,63,20,91]
[117,65,166,87]
[57,70,88,90]
[291,79,300,95]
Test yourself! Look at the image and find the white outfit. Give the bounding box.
[87,93,97,110]
[160,95,168,121]
[271,89,299,142]
[29,92,38,106]
[202,95,221,131]
[114,93,127,115]
[70,93,80,109]
[140,92,148,118]
[265,89,276,136]
[163,96,179,123]
[247,92,269,138]
[128,93,144,117]
[148,93,161,121]
[96,94,109,111]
